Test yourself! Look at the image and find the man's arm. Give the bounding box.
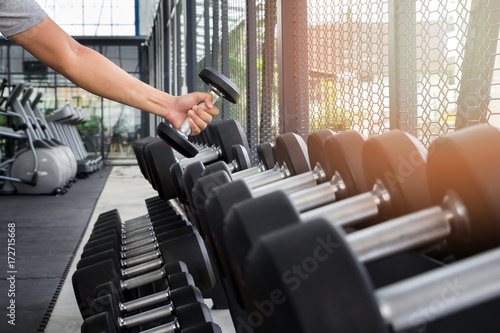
[10,17,217,133]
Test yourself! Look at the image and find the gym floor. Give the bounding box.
[43,165,235,332]
[0,167,111,332]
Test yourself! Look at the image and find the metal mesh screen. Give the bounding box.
[225,0,249,124]
[395,0,499,145]
[258,0,280,144]
[305,0,391,138]
[455,1,500,130]
[199,0,248,125]
[395,0,472,144]
[192,0,280,161]
[304,0,500,146]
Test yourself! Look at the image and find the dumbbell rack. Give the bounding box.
[68,121,500,333]
[71,194,225,332]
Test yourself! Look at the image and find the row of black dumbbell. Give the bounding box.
[130,121,306,305]
[135,123,440,330]
[133,119,254,202]
[127,116,500,332]
[121,121,320,327]
[177,124,500,333]
[72,197,222,333]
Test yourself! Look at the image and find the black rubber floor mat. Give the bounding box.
[0,167,112,333]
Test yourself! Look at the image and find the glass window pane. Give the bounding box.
[36,0,136,36]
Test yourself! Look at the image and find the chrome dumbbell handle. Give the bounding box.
[231,162,267,180]
[121,257,163,278]
[178,88,220,137]
[289,171,348,212]
[347,191,470,263]
[179,145,222,168]
[117,303,174,329]
[120,288,172,313]
[122,249,161,267]
[122,242,158,259]
[252,163,327,198]
[377,246,500,331]
[140,318,180,333]
[121,266,167,290]
[301,179,391,227]
[243,163,290,188]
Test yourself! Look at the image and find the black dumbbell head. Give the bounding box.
[170,284,204,305]
[196,179,254,277]
[362,130,431,219]
[223,190,301,302]
[81,312,118,333]
[182,322,223,333]
[275,132,311,176]
[190,170,233,216]
[176,301,214,329]
[257,142,275,170]
[427,124,500,257]
[157,232,215,291]
[245,218,387,332]
[144,138,179,198]
[306,129,336,173]
[91,270,194,310]
[201,161,230,178]
[183,161,207,205]
[232,144,252,170]
[198,67,240,104]
[170,162,189,204]
[210,120,249,163]
[158,121,199,158]
[324,130,369,196]
[73,259,188,318]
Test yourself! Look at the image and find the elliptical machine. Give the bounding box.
[0,83,71,195]
[21,87,78,185]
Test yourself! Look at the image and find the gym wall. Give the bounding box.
[145,0,500,162]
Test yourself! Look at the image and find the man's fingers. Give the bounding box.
[196,97,219,116]
[204,95,214,109]
[188,110,207,134]
[188,117,201,135]
[192,106,213,124]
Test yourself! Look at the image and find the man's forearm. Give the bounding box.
[11,17,174,118]
[60,45,173,118]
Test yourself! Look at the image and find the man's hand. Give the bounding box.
[166,92,219,135]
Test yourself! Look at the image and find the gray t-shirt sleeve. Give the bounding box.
[0,0,48,38]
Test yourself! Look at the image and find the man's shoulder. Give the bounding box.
[0,0,48,38]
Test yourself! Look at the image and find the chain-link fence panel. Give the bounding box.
[455,1,500,130]
[305,0,390,139]
[394,0,499,146]
[304,0,499,147]
[258,0,280,144]
[192,0,279,162]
